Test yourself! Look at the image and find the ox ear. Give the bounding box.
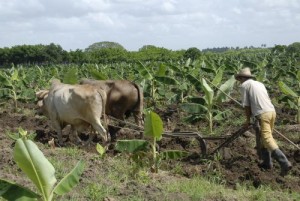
[36,90,49,100]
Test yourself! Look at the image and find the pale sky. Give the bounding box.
[0,0,299,51]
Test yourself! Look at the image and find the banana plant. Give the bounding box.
[0,67,22,110]
[182,76,236,133]
[0,128,85,201]
[63,67,79,84]
[278,74,300,123]
[115,111,188,173]
[135,62,179,105]
[168,59,203,103]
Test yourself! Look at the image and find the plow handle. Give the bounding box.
[210,125,252,155]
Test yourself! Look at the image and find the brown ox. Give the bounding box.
[80,79,144,140]
[36,79,108,146]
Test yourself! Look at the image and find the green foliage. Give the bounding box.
[0,179,40,201]
[115,140,149,153]
[90,69,109,80]
[0,66,35,110]
[182,76,235,133]
[184,47,201,60]
[63,67,78,84]
[0,42,299,126]
[85,41,126,52]
[0,130,85,201]
[144,111,164,141]
[116,111,188,173]
[0,43,69,66]
[96,143,106,158]
[53,162,85,195]
[286,42,300,54]
[6,127,36,141]
[278,80,300,123]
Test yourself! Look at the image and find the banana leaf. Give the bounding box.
[90,69,109,80]
[96,143,106,157]
[161,150,189,160]
[0,179,40,201]
[156,63,167,76]
[186,74,202,92]
[13,138,57,201]
[278,81,298,97]
[63,68,78,84]
[215,75,236,103]
[53,161,85,195]
[144,111,163,141]
[212,67,224,86]
[201,78,214,107]
[168,64,181,74]
[181,103,208,114]
[0,73,13,88]
[137,62,153,80]
[155,76,179,85]
[115,140,149,153]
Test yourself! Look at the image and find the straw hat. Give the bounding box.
[235,67,255,79]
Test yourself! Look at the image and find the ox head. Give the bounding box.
[35,90,49,117]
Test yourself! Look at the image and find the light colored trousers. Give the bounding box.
[258,111,279,151]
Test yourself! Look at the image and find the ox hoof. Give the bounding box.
[107,133,112,142]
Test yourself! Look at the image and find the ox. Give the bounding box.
[36,79,108,146]
[80,79,144,140]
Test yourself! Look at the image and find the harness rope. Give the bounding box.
[106,115,144,132]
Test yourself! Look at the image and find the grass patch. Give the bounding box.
[165,175,299,201]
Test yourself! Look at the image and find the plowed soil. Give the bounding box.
[0,101,299,199]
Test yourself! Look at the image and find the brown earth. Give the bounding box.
[0,101,300,200]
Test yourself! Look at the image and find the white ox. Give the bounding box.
[80,79,144,140]
[36,79,108,145]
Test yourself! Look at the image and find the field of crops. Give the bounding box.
[0,48,299,200]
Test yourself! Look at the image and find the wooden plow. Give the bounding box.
[108,116,253,157]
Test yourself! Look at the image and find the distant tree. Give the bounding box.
[87,47,128,63]
[138,45,158,52]
[69,49,87,64]
[261,44,267,48]
[136,45,176,62]
[85,41,126,52]
[286,42,300,54]
[42,43,68,64]
[0,47,10,66]
[271,45,287,54]
[183,47,201,60]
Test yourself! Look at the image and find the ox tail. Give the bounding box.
[97,89,108,129]
[132,82,144,127]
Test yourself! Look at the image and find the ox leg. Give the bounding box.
[92,121,109,144]
[133,111,144,139]
[51,120,64,146]
[70,126,82,145]
[84,131,96,146]
[108,125,121,142]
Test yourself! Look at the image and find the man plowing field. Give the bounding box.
[235,67,292,176]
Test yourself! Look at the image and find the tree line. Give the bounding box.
[0,41,299,67]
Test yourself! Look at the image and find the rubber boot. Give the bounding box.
[271,148,292,176]
[258,148,272,169]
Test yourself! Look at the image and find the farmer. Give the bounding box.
[235,67,292,176]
